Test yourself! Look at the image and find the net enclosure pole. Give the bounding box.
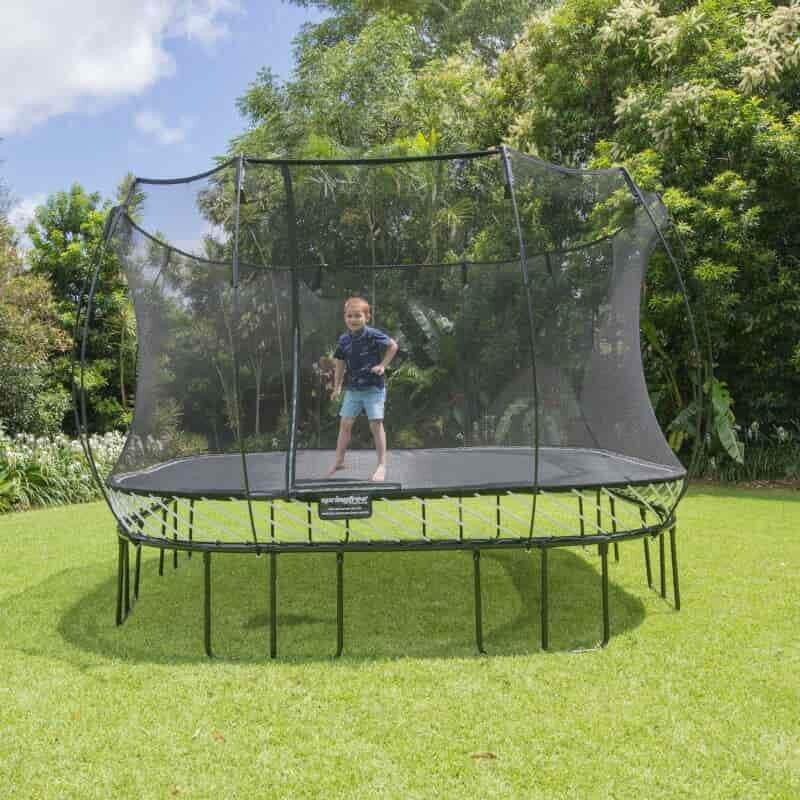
[281,164,301,497]
[500,147,541,538]
[231,155,258,543]
[77,199,133,517]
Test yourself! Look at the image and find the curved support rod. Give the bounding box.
[77,196,135,524]
[621,168,705,492]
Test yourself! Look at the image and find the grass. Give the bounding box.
[0,487,798,799]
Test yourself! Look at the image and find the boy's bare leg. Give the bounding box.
[327,417,354,477]
[369,419,387,481]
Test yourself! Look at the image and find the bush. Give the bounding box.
[0,365,71,437]
[0,426,125,512]
[697,420,800,482]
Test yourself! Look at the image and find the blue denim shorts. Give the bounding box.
[340,387,386,420]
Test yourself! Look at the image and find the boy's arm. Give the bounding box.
[332,359,345,398]
[371,338,399,375]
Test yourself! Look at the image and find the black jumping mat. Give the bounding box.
[108,446,685,498]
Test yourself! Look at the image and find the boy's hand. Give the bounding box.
[370,364,385,376]
[331,385,342,400]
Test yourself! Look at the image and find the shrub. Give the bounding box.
[0,426,125,512]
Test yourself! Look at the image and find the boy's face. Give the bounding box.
[344,305,368,332]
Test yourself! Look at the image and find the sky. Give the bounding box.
[1,0,326,244]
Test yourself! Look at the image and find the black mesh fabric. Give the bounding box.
[106,149,685,498]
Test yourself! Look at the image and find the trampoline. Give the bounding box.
[79,146,699,656]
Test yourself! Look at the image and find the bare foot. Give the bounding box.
[327,462,345,478]
[371,464,386,481]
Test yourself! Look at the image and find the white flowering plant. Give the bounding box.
[0,425,125,512]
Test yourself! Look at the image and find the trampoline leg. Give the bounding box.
[336,552,344,658]
[268,553,277,658]
[123,540,130,618]
[159,505,167,576]
[600,542,610,647]
[540,548,549,651]
[640,508,652,588]
[670,526,681,611]
[473,549,485,654]
[134,544,142,601]
[659,533,666,599]
[173,499,178,570]
[203,552,213,658]
[610,496,620,563]
[188,499,194,560]
[115,537,125,626]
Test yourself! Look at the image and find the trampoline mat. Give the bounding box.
[108,447,685,498]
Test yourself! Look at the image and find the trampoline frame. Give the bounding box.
[78,146,699,657]
[111,488,682,656]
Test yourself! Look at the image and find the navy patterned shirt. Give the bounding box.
[333,326,392,389]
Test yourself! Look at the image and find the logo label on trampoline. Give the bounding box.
[318,494,372,520]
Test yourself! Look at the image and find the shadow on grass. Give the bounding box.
[1,546,649,664]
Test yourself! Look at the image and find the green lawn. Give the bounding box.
[0,487,798,799]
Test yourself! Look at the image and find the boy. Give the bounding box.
[328,296,398,481]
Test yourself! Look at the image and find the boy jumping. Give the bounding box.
[328,296,398,481]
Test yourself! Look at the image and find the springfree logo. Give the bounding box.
[318,493,373,520]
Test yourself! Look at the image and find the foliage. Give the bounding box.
[498,0,800,464]
[235,9,505,158]
[0,209,20,278]
[290,0,542,62]
[0,426,124,512]
[697,418,800,480]
[668,377,745,466]
[0,268,71,436]
[25,183,135,433]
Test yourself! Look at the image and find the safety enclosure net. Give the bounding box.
[99,148,686,502]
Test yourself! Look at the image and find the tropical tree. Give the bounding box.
[0,265,71,436]
[290,0,542,62]
[26,183,135,432]
[496,0,800,461]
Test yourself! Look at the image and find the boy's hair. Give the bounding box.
[344,296,371,319]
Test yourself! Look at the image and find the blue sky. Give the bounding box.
[2,1,325,241]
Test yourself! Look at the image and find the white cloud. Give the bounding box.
[134,110,191,145]
[8,193,47,249]
[171,0,240,45]
[0,1,241,136]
